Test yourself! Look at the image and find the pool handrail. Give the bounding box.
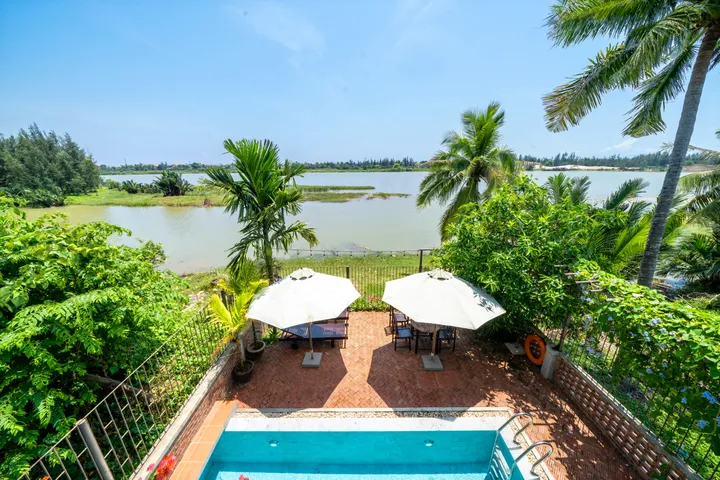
[498,412,533,444]
[511,440,553,476]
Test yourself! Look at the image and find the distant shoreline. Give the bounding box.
[533,164,715,173]
[100,164,716,176]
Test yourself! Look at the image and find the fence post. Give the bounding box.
[418,250,424,273]
[345,266,350,279]
[557,312,573,351]
[77,418,115,480]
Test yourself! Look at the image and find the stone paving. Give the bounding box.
[230,312,637,480]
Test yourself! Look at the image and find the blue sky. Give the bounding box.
[1,0,718,166]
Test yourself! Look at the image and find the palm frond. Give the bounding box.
[623,32,699,137]
[604,177,649,209]
[570,176,591,204]
[544,43,637,132]
[547,0,674,47]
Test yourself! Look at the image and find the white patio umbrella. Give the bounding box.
[382,268,505,370]
[246,268,360,367]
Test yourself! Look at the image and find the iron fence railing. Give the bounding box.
[555,319,720,479]
[18,308,226,480]
[278,260,433,310]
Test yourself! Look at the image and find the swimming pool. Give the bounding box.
[198,415,544,480]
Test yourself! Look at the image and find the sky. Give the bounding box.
[1,0,718,166]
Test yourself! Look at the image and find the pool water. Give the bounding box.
[199,418,532,480]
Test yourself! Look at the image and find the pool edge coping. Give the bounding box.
[204,407,553,480]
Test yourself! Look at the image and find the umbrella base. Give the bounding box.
[302,352,323,368]
[421,354,444,371]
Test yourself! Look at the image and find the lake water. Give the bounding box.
[25,171,673,273]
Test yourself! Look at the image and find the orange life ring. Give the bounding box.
[524,334,546,366]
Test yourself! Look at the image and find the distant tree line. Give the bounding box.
[520,151,706,169]
[0,124,100,206]
[99,157,425,173]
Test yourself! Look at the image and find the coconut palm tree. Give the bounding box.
[417,102,518,240]
[204,139,318,278]
[543,1,720,287]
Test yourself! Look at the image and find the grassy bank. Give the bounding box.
[65,186,407,207]
[181,253,439,310]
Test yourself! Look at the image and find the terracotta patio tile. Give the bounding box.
[228,312,634,480]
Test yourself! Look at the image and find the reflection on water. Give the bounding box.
[26,171,674,273]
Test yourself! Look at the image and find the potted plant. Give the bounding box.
[208,279,268,385]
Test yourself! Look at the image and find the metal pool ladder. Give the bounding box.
[487,413,554,479]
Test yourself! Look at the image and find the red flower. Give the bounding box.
[154,454,177,480]
[239,476,250,480]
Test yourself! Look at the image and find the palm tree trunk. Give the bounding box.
[637,25,720,287]
[262,222,274,279]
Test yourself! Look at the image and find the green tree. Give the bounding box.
[0,125,100,206]
[417,102,518,240]
[0,198,187,478]
[204,139,318,278]
[543,1,720,287]
[438,176,623,334]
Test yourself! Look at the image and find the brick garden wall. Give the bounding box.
[554,357,700,480]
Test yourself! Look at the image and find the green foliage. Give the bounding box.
[417,103,518,240]
[208,280,267,349]
[438,176,622,333]
[203,139,318,278]
[0,124,100,207]
[543,1,719,137]
[153,171,192,197]
[0,202,188,478]
[573,261,720,475]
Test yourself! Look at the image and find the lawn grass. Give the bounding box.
[180,253,440,311]
[65,186,402,207]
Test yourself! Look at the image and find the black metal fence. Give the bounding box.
[278,261,433,311]
[555,318,720,479]
[18,308,226,480]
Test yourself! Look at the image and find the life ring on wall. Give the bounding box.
[524,334,546,366]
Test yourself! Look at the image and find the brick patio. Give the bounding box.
[230,312,636,480]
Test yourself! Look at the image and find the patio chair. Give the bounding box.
[280,322,349,348]
[389,307,409,333]
[393,326,412,351]
[437,327,457,353]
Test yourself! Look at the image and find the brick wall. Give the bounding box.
[554,357,700,480]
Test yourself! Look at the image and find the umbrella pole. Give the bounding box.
[308,322,314,359]
[431,324,438,356]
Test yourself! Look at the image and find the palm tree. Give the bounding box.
[204,139,318,278]
[417,102,518,240]
[207,279,268,362]
[544,173,591,204]
[153,171,191,196]
[543,1,720,287]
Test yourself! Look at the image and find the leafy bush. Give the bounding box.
[121,179,141,194]
[0,199,188,478]
[11,187,65,207]
[153,171,191,196]
[574,260,720,476]
[438,176,623,335]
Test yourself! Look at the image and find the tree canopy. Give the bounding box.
[0,198,187,478]
[0,124,101,207]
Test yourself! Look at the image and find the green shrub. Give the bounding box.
[438,176,622,334]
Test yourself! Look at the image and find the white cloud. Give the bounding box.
[229,1,324,54]
[392,0,448,52]
[603,138,638,152]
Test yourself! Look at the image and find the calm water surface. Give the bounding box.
[25,171,674,273]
